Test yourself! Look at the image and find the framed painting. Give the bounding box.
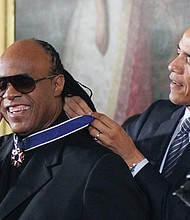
[14,0,190,125]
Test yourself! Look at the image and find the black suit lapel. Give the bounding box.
[154,108,184,167]
[0,135,13,202]
[0,134,13,163]
[0,138,66,219]
[137,107,185,168]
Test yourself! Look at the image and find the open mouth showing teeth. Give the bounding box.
[173,80,183,86]
[8,106,30,113]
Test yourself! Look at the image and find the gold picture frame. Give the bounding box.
[0,0,15,135]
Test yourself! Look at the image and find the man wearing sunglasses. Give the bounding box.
[0,39,148,219]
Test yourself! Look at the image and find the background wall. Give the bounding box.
[15,0,190,125]
[0,0,15,136]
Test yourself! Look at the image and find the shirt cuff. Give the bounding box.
[130,158,149,177]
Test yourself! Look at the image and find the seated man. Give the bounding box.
[0,39,148,219]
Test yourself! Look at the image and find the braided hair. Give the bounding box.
[34,39,96,112]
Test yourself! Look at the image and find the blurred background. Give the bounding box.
[1,0,190,135]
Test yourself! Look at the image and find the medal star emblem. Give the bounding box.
[11,147,25,168]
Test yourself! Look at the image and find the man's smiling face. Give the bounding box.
[0,40,63,136]
[168,28,190,107]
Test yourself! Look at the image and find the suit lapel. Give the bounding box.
[0,138,66,219]
[137,107,185,168]
[153,107,190,186]
[0,134,13,163]
[0,135,13,198]
[154,108,184,167]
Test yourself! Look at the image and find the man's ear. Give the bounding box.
[53,75,65,96]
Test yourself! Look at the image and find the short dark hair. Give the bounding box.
[34,39,96,111]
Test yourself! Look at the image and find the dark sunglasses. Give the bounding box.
[0,73,57,97]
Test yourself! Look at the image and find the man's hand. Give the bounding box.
[89,112,145,168]
[64,96,93,118]
[63,96,145,167]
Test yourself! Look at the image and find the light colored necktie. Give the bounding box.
[162,117,190,179]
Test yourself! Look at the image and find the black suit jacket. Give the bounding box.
[125,99,190,220]
[0,129,148,220]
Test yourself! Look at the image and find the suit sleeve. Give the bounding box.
[135,163,190,220]
[82,153,149,220]
[125,100,190,220]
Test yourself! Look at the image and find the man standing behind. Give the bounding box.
[0,39,148,219]
[64,27,190,219]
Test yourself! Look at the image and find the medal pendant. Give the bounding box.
[11,147,25,168]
